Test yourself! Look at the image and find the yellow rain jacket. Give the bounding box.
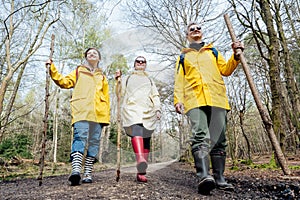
[49,63,110,125]
[174,43,240,113]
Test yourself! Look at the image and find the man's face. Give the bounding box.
[187,25,202,42]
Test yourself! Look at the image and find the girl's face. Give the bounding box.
[86,49,100,63]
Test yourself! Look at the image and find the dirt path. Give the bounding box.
[121,159,177,173]
[0,161,300,199]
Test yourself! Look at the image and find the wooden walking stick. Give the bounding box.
[37,34,55,186]
[115,69,122,182]
[223,14,291,175]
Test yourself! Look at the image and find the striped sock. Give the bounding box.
[83,156,95,178]
[71,152,83,174]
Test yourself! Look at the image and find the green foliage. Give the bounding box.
[54,0,111,69]
[109,54,129,72]
[0,134,33,159]
[106,54,129,80]
[250,155,279,169]
[230,165,240,171]
[109,122,118,145]
[268,154,278,168]
[289,165,300,170]
[239,159,253,165]
[56,123,72,163]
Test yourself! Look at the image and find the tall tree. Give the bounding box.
[280,1,300,134]
[44,0,111,162]
[228,0,300,153]
[0,0,112,162]
[124,0,231,64]
[0,0,61,141]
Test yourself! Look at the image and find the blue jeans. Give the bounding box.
[71,121,102,159]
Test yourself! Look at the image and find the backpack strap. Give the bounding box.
[176,53,186,75]
[125,75,131,87]
[210,47,218,61]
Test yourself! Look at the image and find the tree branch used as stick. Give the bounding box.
[116,70,122,182]
[37,34,55,186]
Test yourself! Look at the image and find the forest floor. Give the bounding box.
[0,154,300,200]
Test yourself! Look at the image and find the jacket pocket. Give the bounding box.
[126,96,136,105]
[70,97,86,113]
[99,93,107,103]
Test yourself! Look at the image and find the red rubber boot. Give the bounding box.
[144,149,150,162]
[131,136,148,182]
[136,148,150,182]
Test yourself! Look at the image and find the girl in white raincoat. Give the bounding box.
[115,56,161,182]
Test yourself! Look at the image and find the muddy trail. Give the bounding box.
[0,160,300,200]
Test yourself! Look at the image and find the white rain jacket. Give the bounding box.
[119,70,161,130]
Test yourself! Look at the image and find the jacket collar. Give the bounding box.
[80,65,103,74]
[132,70,148,76]
[181,43,214,54]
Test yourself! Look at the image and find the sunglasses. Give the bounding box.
[189,26,201,32]
[135,60,146,64]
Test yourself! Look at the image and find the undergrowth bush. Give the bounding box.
[0,134,33,159]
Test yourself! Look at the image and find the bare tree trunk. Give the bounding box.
[151,136,155,162]
[99,126,109,163]
[38,34,55,186]
[0,62,27,141]
[259,0,288,156]
[0,1,59,141]
[225,112,236,164]
[239,110,251,161]
[283,1,300,48]
[53,89,60,163]
[275,2,300,138]
[178,115,184,161]
[159,121,163,161]
[105,126,111,157]
[98,128,104,163]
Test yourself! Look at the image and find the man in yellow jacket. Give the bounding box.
[46,47,110,186]
[174,22,244,194]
